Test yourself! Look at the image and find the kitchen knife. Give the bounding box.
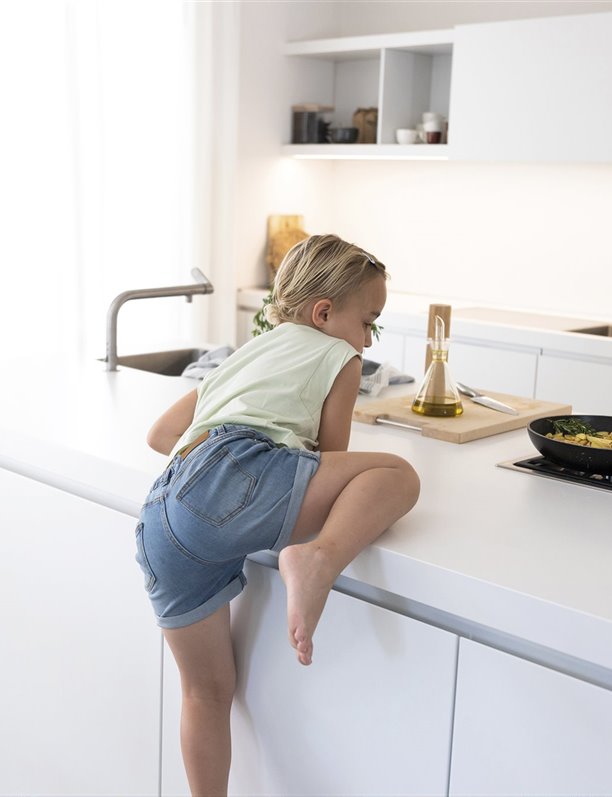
[456,383,519,416]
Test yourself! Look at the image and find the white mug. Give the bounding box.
[423,119,442,133]
[422,111,443,125]
[395,128,419,145]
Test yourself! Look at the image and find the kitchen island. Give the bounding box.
[1,355,611,796]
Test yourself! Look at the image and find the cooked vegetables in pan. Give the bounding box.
[546,418,612,449]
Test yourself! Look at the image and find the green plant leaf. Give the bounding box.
[252,290,274,337]
[252,289,383,341]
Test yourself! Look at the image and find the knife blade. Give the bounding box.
[468,395,519,415]
[456,382,519,415]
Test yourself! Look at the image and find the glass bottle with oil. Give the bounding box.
[412,315,463,417]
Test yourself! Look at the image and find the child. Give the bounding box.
[136,233,420,796]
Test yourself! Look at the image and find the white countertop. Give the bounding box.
[2,355,611,679]
[239,287,612,360]
[369,292,612,360]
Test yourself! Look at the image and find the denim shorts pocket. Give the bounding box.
[135,522,156,593]
[176,446,256,527]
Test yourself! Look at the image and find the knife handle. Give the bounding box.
[375,417,421,432]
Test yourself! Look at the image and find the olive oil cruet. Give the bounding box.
[412,313,463,417]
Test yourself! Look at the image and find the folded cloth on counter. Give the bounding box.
[181,345,235,379]
[181,349,413,398]
[360,359,414,397]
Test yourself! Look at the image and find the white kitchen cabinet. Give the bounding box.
[535,351,612,413]
[449,12,612,162]
[403,332,428,380]
[402,332,539,397]
[284,11,612,162]
[161,559,458,796]
[283,29,453,160]
[449,639,612,796]
[236,307,256,347]
[366,329,405,372]
[0,468,160,797]
[450,340,539,397]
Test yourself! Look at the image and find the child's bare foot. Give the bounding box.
[278,543,335,666]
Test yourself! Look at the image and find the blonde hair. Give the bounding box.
[265,234,387,326]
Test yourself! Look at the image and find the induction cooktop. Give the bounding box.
[497,455,612,492]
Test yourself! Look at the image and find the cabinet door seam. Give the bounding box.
[445,635,461,797]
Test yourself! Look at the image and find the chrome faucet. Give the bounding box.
[105,268,214,371]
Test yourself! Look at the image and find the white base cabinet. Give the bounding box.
[236,308,256,347]
[449,639,612,797]
[535,352,612,414]
[366,329,406,374]
[450,341,539,398]
[161,560,458,796]
[237,290,612,405]
[402,333,539,397]
[0,468,161,797]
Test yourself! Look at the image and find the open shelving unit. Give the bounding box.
[283,28,454,161]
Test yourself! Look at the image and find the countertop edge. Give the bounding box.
[3,360,611,684]
[4,428,608,680]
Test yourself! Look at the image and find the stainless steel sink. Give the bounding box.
[102,348,208,376]
[568,325,612,337]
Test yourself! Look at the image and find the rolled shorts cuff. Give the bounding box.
[270,449,320,553]
[156,572,247,629]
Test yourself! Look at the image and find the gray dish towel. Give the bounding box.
[181,346,235,379]
[360,358,414,396]
[181,349,413,397]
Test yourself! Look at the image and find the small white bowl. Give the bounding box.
[395,128,419,145]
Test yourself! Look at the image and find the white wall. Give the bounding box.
[330,160,612,319]
[1,2,215,362]
[234,1,340,291]
[336,0,612,35]
[78,1,198,360]
[0,2,77,360]
[234,1,612,322]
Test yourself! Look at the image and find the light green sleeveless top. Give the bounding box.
[169,323,360,457]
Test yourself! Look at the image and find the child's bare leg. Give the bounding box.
[279,452,419,666]
[163,604,235,797]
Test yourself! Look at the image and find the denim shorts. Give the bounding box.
[135,424,320,629]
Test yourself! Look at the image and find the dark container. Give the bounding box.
[328,126,359,143]
[528,415,612,474]
[291,111,330,144]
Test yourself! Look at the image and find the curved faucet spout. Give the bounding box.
[105,269,214,371]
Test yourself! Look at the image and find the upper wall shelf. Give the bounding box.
[284,12,612,164]
[284,29,454,59]
[282,143,448,160]
[283,28,454,161]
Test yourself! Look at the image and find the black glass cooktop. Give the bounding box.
[498,455,612,492]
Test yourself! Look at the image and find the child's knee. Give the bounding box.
[391,455,420,510]
[183,669,236,707]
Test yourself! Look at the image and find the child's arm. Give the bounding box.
[146,388,198,456]
[317,356,362,452]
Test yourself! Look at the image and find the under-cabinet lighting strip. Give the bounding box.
[292,154,448,161]
[283,145,449,161]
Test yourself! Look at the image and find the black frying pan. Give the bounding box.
[528,415,612,474]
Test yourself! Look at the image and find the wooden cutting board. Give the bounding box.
[353,390,572,443]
